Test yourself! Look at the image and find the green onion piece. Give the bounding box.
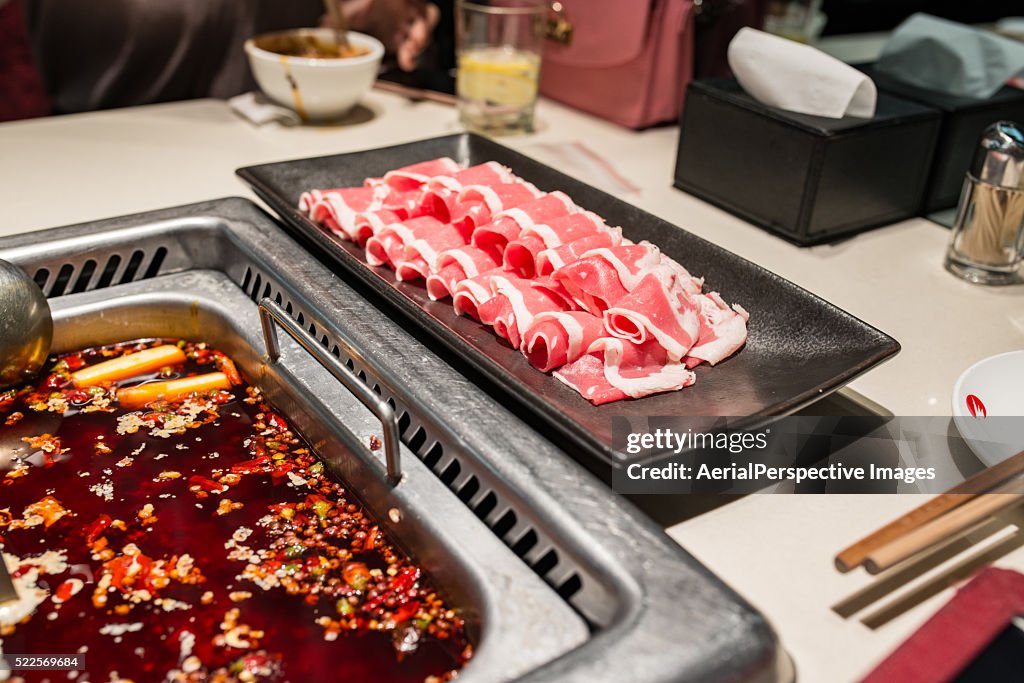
[313,500,332,519]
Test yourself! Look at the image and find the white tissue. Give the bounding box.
[728,28,877,119]
[228,92,301,127]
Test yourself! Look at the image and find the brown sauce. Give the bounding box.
[255,34,370,60]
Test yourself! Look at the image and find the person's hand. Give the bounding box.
[335,0,440,71]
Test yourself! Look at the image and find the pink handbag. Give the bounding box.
[539,0,695,129]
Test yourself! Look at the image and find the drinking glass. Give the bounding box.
[764,0,825,43]
[456,0,548,135]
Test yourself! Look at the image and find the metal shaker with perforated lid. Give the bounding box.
[945,121,1024,285]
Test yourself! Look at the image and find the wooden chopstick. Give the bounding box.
[835,449,1024,572]
[835,493,975,572]
[373,80,457,106]
[944,449,1024,497]
[864,478,1024,574]
[322,0,349,42]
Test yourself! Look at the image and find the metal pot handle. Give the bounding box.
[258,298,402,486]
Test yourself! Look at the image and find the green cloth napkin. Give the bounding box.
[875,13,1024,100]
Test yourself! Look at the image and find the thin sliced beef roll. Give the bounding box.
[452,271,502,321]
[503,211,607,278]
[298,186,378,240]
[534,229,623,277]
[553,243,663,316]
[684,293,749,368]
[603,271,702,362]
[470,191,576,260]
[417,162,515,221]
[365,216,464,276]
[299,156,751,404]
[554,338,695,405]
[398,223,470,282]
[378,157,462,193]
[450,182,543,239]
[425,245,501,301]
[483,276,571,349]
[523,311,607,372]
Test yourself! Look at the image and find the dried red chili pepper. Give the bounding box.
[106,552,155,592]
[137,557,159,591]
[84,514,113,545]
[0,393,16,413]
[189,475,226,493]
[269,502,294,516]
[364,526,379,551]
[66,389,90,404]
[249,440,269,460]
[270,461,297,483]
[389,567,421,594]
[365,567,421,610]
[106,555,135,589]
[209,390,234,405]
[231,456,271,474]
[214,353,243,386]
[392,600,421,623]
[266,412,289,432]
[54,581,77,602]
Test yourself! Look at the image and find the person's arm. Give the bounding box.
[329,0,440,71]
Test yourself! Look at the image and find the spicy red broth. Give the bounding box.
[0,340,471,682]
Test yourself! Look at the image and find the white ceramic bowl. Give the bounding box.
[244,28,384,122]
[951,350,1024,466]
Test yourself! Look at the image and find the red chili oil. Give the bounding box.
[0,340,471,682]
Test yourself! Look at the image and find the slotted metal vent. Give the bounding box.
[31,247,168,297]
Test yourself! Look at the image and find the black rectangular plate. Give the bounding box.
[238,133,900,470]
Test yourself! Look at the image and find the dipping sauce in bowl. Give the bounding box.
[252,33,371,60]
[245,29,384,122]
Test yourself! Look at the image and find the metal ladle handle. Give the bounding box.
[258,298,402,486]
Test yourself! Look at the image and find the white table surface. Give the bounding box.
[2,93,1024,682]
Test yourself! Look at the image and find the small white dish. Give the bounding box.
[245,28,384,122]
[952,350,1024,466]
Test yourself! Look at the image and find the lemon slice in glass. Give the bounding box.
[458,47,540,108]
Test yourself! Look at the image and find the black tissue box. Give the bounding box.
[860,64,1024,214]
[674,78,942,245]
